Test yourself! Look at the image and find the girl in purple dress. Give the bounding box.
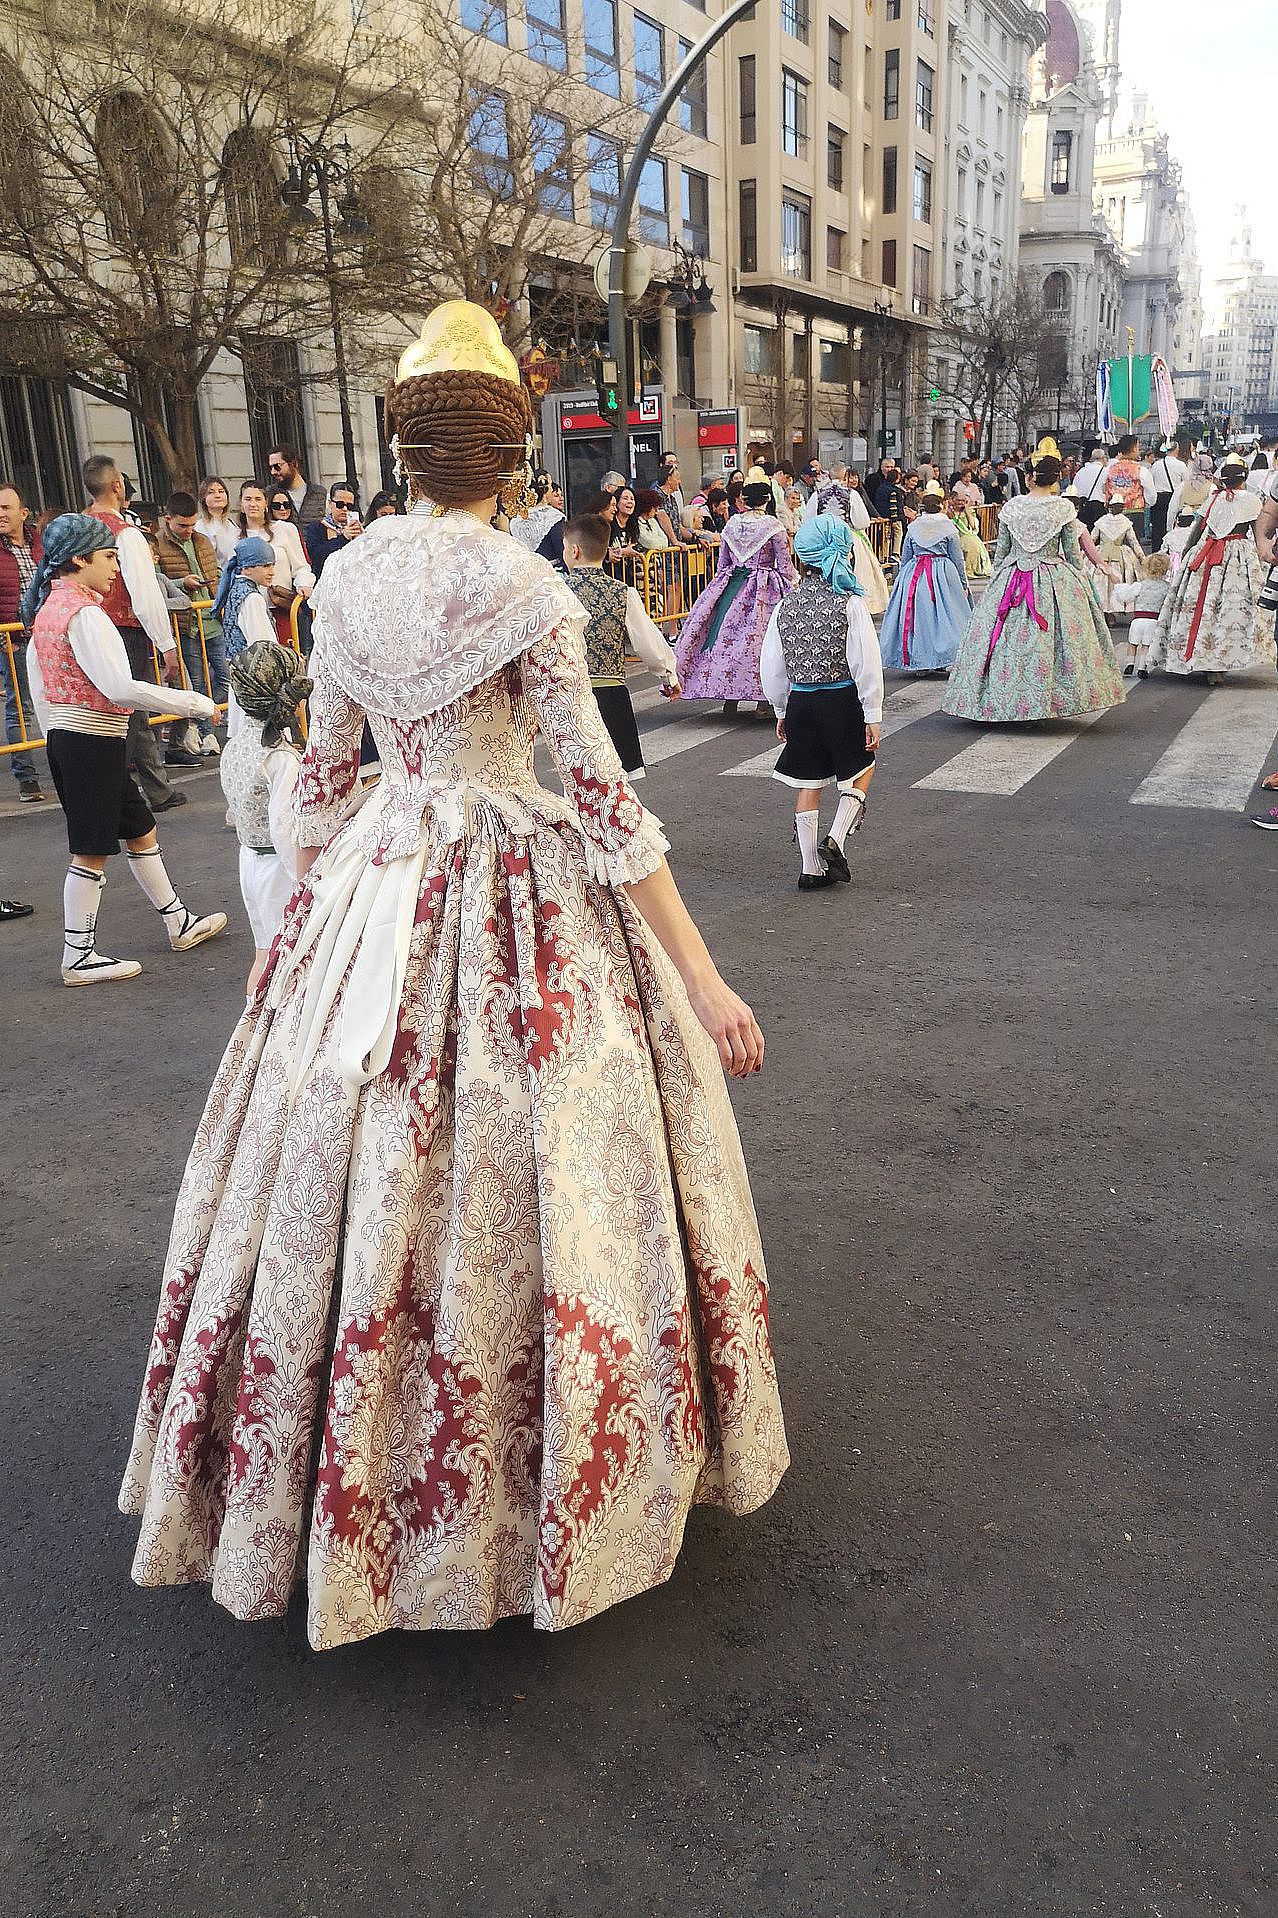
[674,475,794,716]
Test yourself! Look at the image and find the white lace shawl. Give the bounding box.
[309,510,586,719]
[723,513,788,562]
[1202,488,1261,539]
[998,494,1077,555]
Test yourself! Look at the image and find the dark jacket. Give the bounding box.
[303,518,357,580]
[0,529,42,631]
[295,479,328,524]
[872,477,905,524]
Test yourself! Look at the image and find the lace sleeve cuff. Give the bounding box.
[575,804,671,888]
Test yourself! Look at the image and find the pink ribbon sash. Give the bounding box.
[983,567,1048,675]
[901,553,936,667]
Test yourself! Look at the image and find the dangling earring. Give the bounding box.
[499,432,538,518]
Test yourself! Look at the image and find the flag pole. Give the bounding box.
[1125,325,1135,430]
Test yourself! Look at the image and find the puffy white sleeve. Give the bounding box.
[624,586,677,678]
[800,490,820,523]
[846,599,884,724]
[758,605,790,716]
[283,523,316,595]
[264,747,302,877]
[238,592,278,651]
[65,606,215,718]
[520,623,670,887]
[845,489,872,531]
[1139,466,1157,505]
[116,526,176,653]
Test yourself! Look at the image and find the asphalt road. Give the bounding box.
[3,677,1275,1918]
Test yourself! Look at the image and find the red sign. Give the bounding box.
[560,403,660,432]
[698,421,739,448]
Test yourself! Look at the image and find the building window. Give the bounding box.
[587,132,621,228]
[633,13,664,108]
[782,192,811,279]
[826,225,845,272]
[828,21,845,87]
[679,39,707,136]
[996,102,1005,146]
[739,179,757,271]
[468,91,513,196]
[526,0,566,70]
[531,109,573,217]
[882,237,897,287]
[884,49,899,119]
[682,167,710,254]
[782,70,808,158]
[917,0,934,31]
[791,333,808,380]
[637,154,668,245]
[738,55,756,144]
[584,0,620,96]
[242,336,306,484]
[992,188,1002,229]
[1043,269,1070,315]
[0,367,80,513]
[743,323,770,376]
[912,243,931,314]
[960,73,969,124]
[912,156,931,222]
[828,125,845,190]
[886,0,900,17]
[781,0,809,43]
[459,0,508,42]
[1051,130,1072,193]
[915,61,934,132]
[882,145,897,215]
[819,339,849,383]
[975,177,985,224]
[956,166,967,218]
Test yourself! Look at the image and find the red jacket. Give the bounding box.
[0,529,43,632]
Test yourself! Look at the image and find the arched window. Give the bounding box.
[0,57,44,224]
[223,129,279,266]
[1043,270,1070,315]
[96,93,174,252]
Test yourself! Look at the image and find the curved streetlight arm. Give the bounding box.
[607,0,762,473]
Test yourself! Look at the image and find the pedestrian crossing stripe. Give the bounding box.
[630,670,1278,811]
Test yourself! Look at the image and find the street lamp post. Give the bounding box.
[280,134,369,486]
[606,0,763,476]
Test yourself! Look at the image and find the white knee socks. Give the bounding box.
[795,810,824,875]
[62,863,106,970]
[829,789,866,851]
[126,847,189,944]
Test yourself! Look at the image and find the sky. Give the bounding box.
[1116,0,1277,315]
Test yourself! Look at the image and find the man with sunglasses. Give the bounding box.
[303,481,362,582]
[266,444,326,525]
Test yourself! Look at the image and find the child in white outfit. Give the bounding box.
[1112,552,1172,675]
[219,640,311,995]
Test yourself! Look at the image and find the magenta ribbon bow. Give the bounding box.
[901,553,937,667]
[983,567,1048,675]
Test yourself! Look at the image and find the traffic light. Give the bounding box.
[595,353,622,420]
[602,382,622,419]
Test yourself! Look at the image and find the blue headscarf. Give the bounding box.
[794,511,862,597]
[20,513,117,627]
[212,536,275,660]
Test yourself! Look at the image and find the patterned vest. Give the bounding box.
[775,578,850,687]
[85,505,143,631]
[571,567,630,682]
[32,579,132,725]
[219,726,277,849]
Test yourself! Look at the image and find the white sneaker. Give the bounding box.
[169,909,228,952]
[62,952,143,986]
[182,723,203,755]
[200,734,221,757]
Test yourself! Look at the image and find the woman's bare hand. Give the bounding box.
[686,975,765,1077]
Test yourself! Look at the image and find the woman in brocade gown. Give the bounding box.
[1145,459,1272,679]
[674,474,793,715]
[118,304,789,1650]
[944,452,1126,723]
[879,486,971,673]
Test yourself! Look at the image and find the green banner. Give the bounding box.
[1107,355,1153,424]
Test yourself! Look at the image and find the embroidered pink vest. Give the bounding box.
[32,579,131,717]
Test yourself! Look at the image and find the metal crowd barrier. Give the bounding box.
[977,503,1001,548]
[1,594,307,757]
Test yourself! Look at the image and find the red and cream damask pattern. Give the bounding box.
[120,609,787,1647]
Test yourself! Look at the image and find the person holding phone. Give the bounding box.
[303,481,363,581]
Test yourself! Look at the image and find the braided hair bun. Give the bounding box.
[385,367,533,507]
[1032,454,1062,487]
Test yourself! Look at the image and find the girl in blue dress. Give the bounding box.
[879,485,972,673]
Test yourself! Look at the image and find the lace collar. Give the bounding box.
[999,494,1077,553]
[1203,488,1260,538]
[310,511,585,720]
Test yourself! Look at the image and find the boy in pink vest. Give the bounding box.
[24,514,227,984]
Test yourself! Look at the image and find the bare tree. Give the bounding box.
[934,282,1054,458]
[0,0,654,485]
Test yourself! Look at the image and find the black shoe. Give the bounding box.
[164,749,202,767]
[819,836,852,882]
[17,778,45,802]
[797,868,837,891]
[151,790,189,812]
[0,898,33,919]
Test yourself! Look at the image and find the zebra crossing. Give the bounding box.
[628,668,1278,812]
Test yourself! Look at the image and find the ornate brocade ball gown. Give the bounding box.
[1146,485,1273,678]
[119,510,788,1649]
[943,495,1126,724]
[673,514,794,703]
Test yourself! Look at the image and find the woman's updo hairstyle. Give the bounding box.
[385,367,533,508]
[1032,454,1062,488]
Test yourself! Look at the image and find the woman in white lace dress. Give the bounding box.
[119,305,788,1649]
